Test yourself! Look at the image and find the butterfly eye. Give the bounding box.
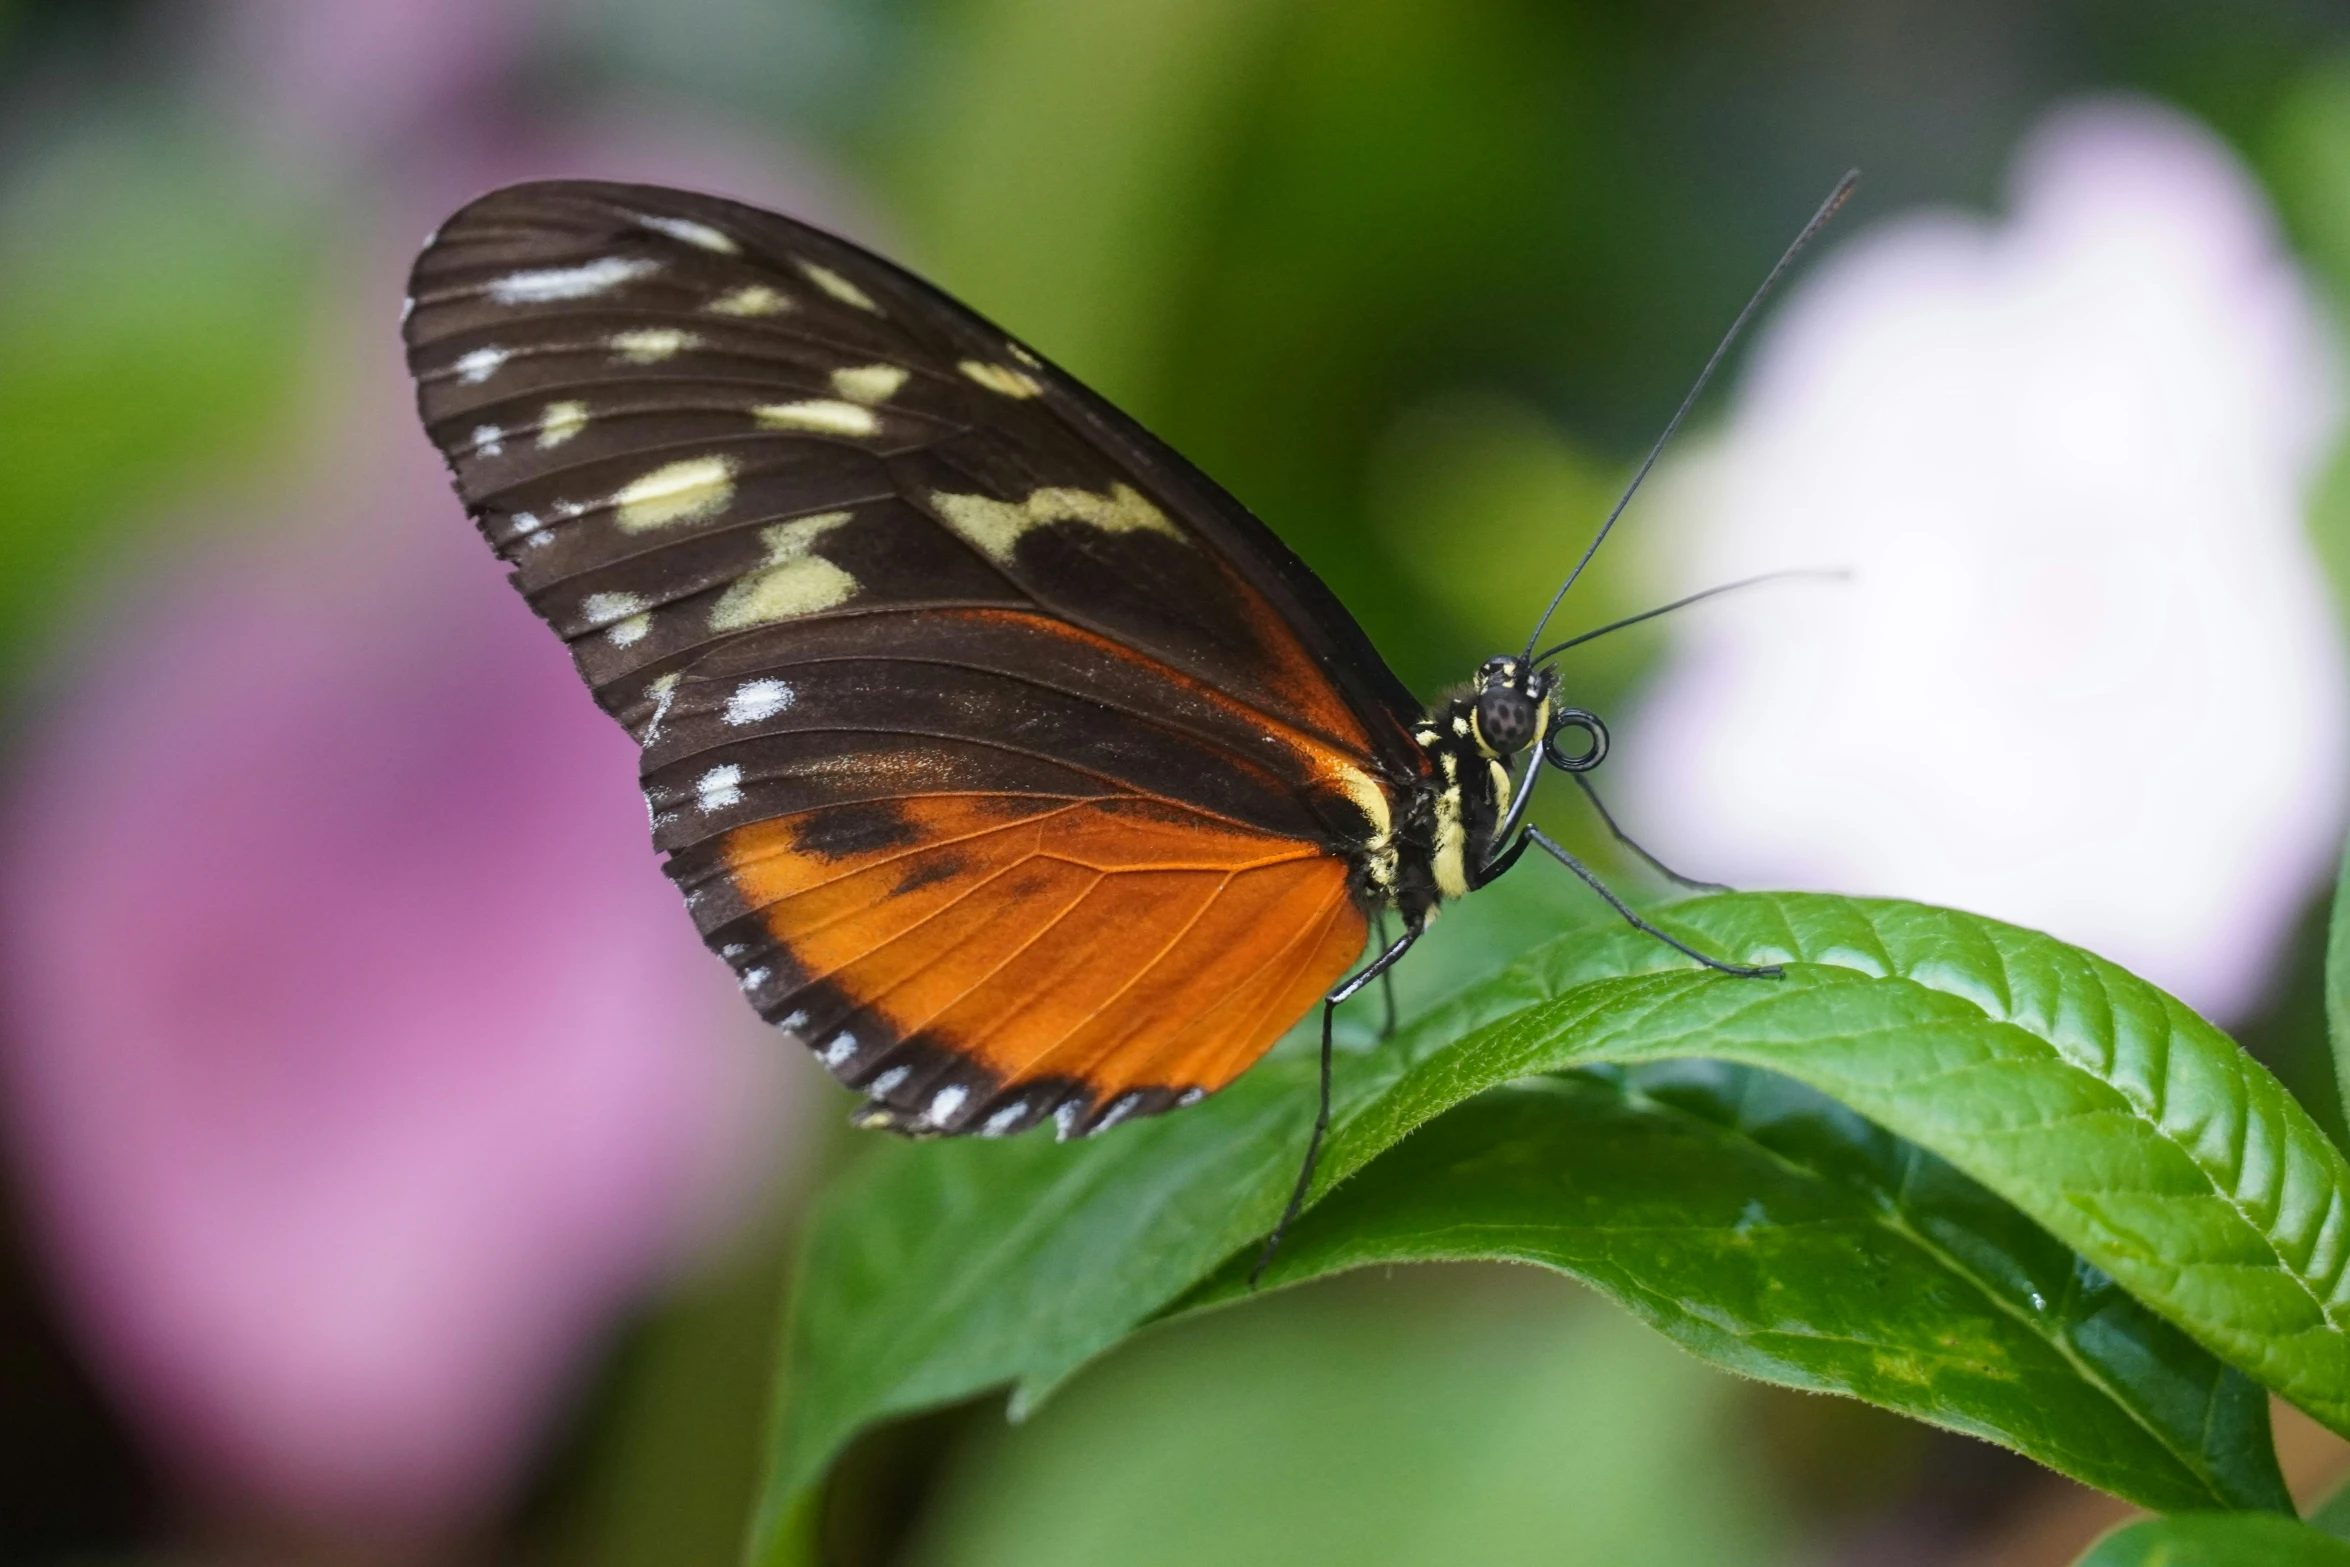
[1474,686,1539,754]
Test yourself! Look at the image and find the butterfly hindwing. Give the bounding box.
[403,180,1415,1135]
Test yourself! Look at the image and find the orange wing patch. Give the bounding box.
[722,792,1367,1136]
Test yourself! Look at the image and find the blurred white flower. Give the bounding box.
[1618,99,2349,1023]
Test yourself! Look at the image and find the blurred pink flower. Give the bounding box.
[1620,99,2348,1022]
[0,419,783,1539]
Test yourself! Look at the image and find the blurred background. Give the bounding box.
[9,1,2350,1564]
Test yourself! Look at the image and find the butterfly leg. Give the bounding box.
[1373,909,1399,1039]
[1523,826,1780,979]
[1571,772,1731,893]
[1250,925,1421,1287]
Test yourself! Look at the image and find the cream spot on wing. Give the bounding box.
[929,482,1183,564]
[707,284,790,317]
[709,512,858,629]
[470,424,504,457]
[454,346,510,384]
[696,764,744,813]
[581,590,650,646]
[753,399,878,437]
[634,212,738,253]
[488,255,659,304]
[614,456,736,532]
[537,400,590,447]
[1007,342,1041,368]
[958,360,1042,398]
[830,364,910,404]
[640,672,681,746]
[796,259,879,312]
[611,327,697,364]
[723,678,795,726]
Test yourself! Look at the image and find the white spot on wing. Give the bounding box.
[611,327,697,363]
[869,1065,910,1096]
[506,511,547,543]
[781,1009,811,1033]
[930,482,1183,564]
[831,364,910,405]
[1052,1099,1084,1141]
[614,456,736,532]
[537,400,590,447]
[958,360,1042,398]
[454,346,510,384]
[707,284,790,317]
[796,259,879,312]
[709,512,859,629]
[488,255,659,304]
[819,1031,857,1066]
[634,212,738,253]
[1088,1092,1144,1136]
[582,591,650,647]
[723,678,795,726]
[696,764,744,813]
[926,1085,969,1126]
[753,399,878,437]
[1175,1088,1205,1107]
[639,672,681,746]
[470,424,504,457]
[981,1100,1029,1137]
[738,967,770,992]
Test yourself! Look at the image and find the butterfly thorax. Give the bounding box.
[1383,658,1556,932]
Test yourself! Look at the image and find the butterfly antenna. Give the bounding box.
[1532,568,1848,663]
[1521,170,1859,663]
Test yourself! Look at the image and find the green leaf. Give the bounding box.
[1186,1062,2286,1515]
[2075,1513,2350,1566]
[2325,837,2350,1133]
[756,894,2349,1561]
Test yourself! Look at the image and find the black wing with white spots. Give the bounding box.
[400,181,1423,1139]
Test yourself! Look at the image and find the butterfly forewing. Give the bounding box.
[403,180,1419,1136]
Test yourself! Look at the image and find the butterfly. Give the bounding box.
[401,178,1842,1261]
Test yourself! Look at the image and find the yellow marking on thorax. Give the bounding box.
[709,512,859,629]
[614,456,736,532]
[930,483,1183,564]
[1432,750,1469,899]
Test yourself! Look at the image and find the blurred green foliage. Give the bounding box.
[0,122,307,675]
[905,1272,1786,1567]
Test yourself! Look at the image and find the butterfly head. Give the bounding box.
[1468,656,1555,759]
